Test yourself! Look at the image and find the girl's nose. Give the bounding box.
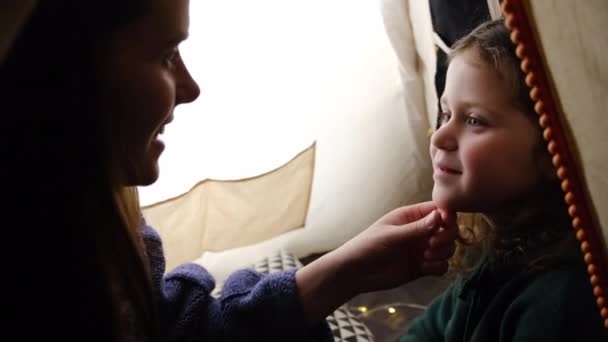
[431,121,458,152]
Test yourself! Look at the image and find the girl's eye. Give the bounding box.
[438,111,451,126]
[465,116,484,127]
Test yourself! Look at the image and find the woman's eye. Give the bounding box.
[163,49,180,68]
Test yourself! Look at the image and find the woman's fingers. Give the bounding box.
[429,225,458,248]
[380,201,437,226]
[424,242,456,261]
[423,224,458,261]
[420,260,449,276]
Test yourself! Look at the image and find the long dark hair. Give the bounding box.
[2,1,158,340]
[445,20,572,274]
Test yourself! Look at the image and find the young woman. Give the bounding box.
[2,1,457,340]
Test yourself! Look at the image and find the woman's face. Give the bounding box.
[98,0,200,186]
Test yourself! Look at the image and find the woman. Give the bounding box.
[2,1,457,340]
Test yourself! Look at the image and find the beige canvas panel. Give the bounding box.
[527,0,608,246]
[143,143,315,271]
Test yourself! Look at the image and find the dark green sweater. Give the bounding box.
[401,246,607,341]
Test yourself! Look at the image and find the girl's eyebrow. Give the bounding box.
[441,98,496,113]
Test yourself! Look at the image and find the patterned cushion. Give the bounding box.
[252,249,303,273]
[211,249,375,341]
[210,249,302,298]
[327,306,374,342]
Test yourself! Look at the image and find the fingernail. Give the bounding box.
[424,210,439,228]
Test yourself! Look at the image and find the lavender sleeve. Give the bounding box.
[141,224,333,342]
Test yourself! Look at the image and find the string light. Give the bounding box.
[349,303,427,319]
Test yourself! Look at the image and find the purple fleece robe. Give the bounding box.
[141,223,333,341]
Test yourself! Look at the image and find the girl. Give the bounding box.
[401,19,608,341]
[2,1,457,341]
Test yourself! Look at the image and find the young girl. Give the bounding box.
[401,19,608,341]
[2,1,458,341]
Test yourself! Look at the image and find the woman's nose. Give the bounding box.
[175,60,200,105]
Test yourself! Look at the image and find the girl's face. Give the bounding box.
[430,50,543,213]
[98,0,200,186]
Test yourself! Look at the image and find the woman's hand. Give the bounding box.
[296,201,458,324]
[335,202,457,290]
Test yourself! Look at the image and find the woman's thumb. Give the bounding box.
[399,209,440,238]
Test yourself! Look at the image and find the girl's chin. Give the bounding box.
[432,189,456,210]
[432,194,468,213]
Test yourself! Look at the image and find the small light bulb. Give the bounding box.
[358,306,368,313]
[388,307,397,314]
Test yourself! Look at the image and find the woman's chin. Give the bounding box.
[136,175,159,187]
[125,162,160,187]
[137,168,160,186]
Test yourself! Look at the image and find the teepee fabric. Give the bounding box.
[525,0,608,248]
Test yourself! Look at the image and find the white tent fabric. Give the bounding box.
[141,0,438,280]
[524,0,608,261]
